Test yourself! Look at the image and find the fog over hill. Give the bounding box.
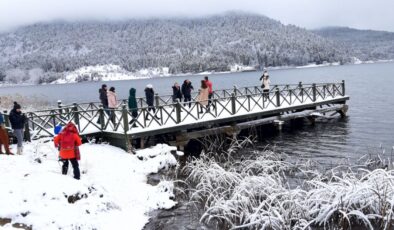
[313,27,394,61]
[0,13,392,84]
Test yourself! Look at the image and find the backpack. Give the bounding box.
[60,132,75,151]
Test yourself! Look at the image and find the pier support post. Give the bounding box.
[231,93,236,115]
[274,120,284,131]
[312,83,317,102]
[121,104,132,153]
[342,80,346,96]
[24,113,31,142]
[122,104,129,133]
[155,93,160,107]
[57,100,63,116]
[175,99,181,124]
[98,105,105,131]
[299,82,304,102]
[72,103,80,130]
[275,88,281,107]
[307,116,316,126]
[338,104,349,118]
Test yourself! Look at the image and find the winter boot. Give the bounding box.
[16,147,22,155]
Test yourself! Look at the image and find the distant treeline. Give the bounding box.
[1,13,393,84]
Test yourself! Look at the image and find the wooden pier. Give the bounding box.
[2,81,349,151]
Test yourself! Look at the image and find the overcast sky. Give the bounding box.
[1,0,393,32]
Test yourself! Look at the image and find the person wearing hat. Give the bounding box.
[144,84,159,120]
[107,87,118,124]
[9,102,27,155]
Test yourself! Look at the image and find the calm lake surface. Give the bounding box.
[1,62,394,164]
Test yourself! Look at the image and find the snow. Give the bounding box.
[52,65,173,84]
[0,141,178,229]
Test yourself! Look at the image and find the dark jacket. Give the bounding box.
[99,88,108,107]
[172,86,183,101]
[181,82,194,97]
[145,88,155,106]
[128,88,138,118]
[9,109,26,129]
[0,113,4,124]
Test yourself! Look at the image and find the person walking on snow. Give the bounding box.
[0,112,13,155]
[197,80,209,113]
[172,82,183,102]
[260,70,271,100]
[9,102,27,155]
[128,88,138,127]
[145,84,159,120]
[54,122,82,180]
[181,80,194,108]
[107,87,118,124]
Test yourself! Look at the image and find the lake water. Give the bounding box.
[1,62,394,164]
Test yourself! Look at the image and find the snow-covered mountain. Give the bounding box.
[313,27,394,61]
[0,12,353,84]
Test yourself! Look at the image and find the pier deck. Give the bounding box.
[2,81,349,150]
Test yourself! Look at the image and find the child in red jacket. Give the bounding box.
[54,123,82,180]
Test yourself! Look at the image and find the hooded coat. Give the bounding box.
[9,109,26,129]
[99,88,108,107]
[145,87,155,106]
[172,86,182,101]
[107,90,117,109]
[128,88,138,118]
[181,81,194,97]
[54,123,82,160]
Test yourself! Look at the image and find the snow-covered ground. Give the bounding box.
[0,140,179,229]
[52,65,171,84]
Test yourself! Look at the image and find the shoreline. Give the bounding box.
[0,59,393,89]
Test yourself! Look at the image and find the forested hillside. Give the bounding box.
[0,13,353,84]
[313,27,394,61]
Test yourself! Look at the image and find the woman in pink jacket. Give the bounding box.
[107,87,118,124]
[197,80,209,113]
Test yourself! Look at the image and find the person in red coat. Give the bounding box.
[0,112,13,155]
[54,122,82,180]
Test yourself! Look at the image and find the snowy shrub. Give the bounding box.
[182,146,394,230]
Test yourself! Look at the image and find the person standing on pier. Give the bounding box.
[172,82,183,103]
[99,84,109,112]
[181,80,194,108]
[0,112,13,155]
[145,84,159,120]
[54,122,82,180]
[204,76,214,111]
[197,80,209,113]
[9,102,27,155]
[260,70,271,100]
[107,87,118,124]
[128,88,138,127]
[97,84,109,124]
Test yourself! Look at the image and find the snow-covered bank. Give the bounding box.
[52,65,169,84]
[0,140,179,229]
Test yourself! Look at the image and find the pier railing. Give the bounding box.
[2,81,346,140]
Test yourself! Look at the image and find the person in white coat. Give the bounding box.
[259,70,271,100]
